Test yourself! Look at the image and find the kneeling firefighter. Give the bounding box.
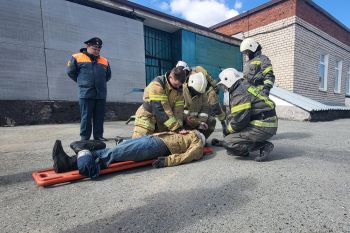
[213,68,278,161]
[183,72,216,139]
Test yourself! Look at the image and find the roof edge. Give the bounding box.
[210,0,286,30]
[304,0,350,33]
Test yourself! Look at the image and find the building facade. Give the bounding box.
[211,0,350,106]
[0,0,241,126]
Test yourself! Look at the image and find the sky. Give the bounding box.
[129,0,350,29]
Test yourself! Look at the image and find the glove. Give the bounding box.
[261,86,270,96]
[198,122,208,130]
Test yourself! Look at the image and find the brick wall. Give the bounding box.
[214,0,296,36]
[293,18,350,105]
[296,0,350,47]
[242,17,297,91]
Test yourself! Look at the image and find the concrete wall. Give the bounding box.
[0,0,146,102]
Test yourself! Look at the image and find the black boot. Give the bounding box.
[255,141,274,162]
[52,140,77,173]
[70,140,106,154]
[152,157,166,168]
[211,138,223,147]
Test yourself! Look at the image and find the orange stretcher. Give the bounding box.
[32,147,214,187]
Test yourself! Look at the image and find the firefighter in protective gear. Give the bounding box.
[176,60,191,77]
[132,67,187,138]
[183,72,216,139]
[52,130,206,178]
[240,37,275,96]
[191,66,226,133]
[215,68,278,162]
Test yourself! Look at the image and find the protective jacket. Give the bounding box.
[67,48,111,99]
[191,66,225,121]
[183,84,209,128]
[243,51,275,91]
[226,80,278,135]
[133,72,184,137]
[155,131,203,167]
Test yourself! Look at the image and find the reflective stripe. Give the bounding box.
[164,116,177,128]
[175,100,184,106]
[190,112,198,116]
[247,86,275,108]
[263,80,274,86]
[149,94,168,101]
[217,112,226,121]
[198,113,209,118]
[184,110,190,115]
[227,124,234,133]
[251,60,261,65]
[262,66,273,75]
[231,102,251,113]
[135,117,155,131]
[250,119,278,128]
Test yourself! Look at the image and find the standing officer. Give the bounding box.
[67,37,111,141]
[214,68,278,162]
[132,67,187,138]
[240,38,275,96]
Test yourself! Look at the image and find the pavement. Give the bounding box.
[1,119,350,233]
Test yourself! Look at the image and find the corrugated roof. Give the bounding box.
[270,86,350,111]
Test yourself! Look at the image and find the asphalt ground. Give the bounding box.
[1,119,350,233]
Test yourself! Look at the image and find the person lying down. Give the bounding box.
[52,130,206,179]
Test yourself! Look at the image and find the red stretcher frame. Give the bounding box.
[32,147,214,187]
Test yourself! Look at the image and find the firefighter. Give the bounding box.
[213,68,278,162]
[240,37,275,96]
[132,67,187,138]
[183,72,216,139]
[176,61,226,134]
[52,130,206,178]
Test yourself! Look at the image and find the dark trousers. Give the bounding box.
[223,126,276,156]
[79,98,106,140]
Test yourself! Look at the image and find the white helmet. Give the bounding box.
[240,38,259,53]
[194,130,206,145]
[176,60,191,72]
[218,68,243,89]
[188,72,208,94]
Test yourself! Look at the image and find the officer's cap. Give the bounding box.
[84,37,103,48]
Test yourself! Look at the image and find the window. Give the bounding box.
[319,53,328,91]
[346,66,350,96]
[334,60,342,93]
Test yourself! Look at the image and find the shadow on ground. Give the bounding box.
[64,177,257,233]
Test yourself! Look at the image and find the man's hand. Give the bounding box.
[198,122,208,130]
[185,116,194,125]
[261,87,270,96]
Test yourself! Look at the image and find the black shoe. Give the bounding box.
[52,140,77,173]
[152,157,166,168]
[255,142,274,162]
[70,140,106,154]
[94,137,108,141]
[211,138,223,147]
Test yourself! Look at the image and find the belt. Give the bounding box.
[251,110,276,121]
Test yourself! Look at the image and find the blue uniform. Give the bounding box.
[67,49,111,140]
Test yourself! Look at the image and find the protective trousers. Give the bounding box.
[79,98,106,140]
[223,126,275,156]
